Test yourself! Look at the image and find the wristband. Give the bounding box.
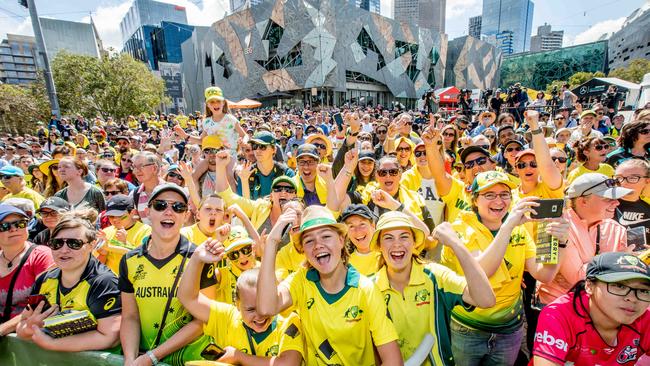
[558,241,568,248]
[396,203,405,212]
[346,128,359,137]
[146,350,159,365]
[530,128,543,136]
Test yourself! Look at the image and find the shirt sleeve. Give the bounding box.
[531,303,572,364]
[364,280,398,347]
[204,301,235,341]
[118,256,134,293]
[429,264,469,311]
[281,271,303,310]
[86,273,122,319]
[199,262,218,289]
[30,271,47,296]
[29,246,55,278]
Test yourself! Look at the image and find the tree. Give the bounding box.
[545,80,566,95]
[568,71,606,89]
[0,80,50,134]
[609,59,650,84]
[52,51,168,118]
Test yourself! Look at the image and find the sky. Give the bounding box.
[0,0,645,51]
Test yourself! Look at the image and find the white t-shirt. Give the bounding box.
[418,178,444,226]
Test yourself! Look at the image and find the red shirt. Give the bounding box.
[532,291,650,365]
[0,245,54,319]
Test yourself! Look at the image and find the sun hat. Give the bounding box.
[305,133,332,156]
[369,211,425,253]
[201,135,224,151]
[294,205,347,253]
[38,159,59,177]
[470,171,517,194]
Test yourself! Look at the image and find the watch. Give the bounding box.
[530,128,543,136]
[396,203,405,212]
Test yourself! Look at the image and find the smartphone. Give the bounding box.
[333,113,344,130]
[531,199,564,219]
[200,343,226,360]
[26,294,51,312]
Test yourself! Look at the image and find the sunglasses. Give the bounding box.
[122,159,132,164]
[551,156,568,163]
[100,167,116,174]
[312,143,327,150]
[0,219,28,232]
[48,238,86,250]
[463,156,488,170]
[505,146,523,153]
[414,150,426,158]
[149,199,188,213]
[376,129,387,134]
[227,245,253,261]
[593,144,608,151]
[377,168,400,177]
[638,128,650,135]
[104,190,121,196]
[359,136,372,142]
[516,161,538,169]
[251,143,270,151]
[273,185,296,194]
[580,178,619,197]
[555,117,565,120]
[442,132,456,138]
[0,175,15,180]
[39,210,59,218]
[396,146,411,153]
[167,172,184,181]
[203,148,221,154]
[484,135,495,139]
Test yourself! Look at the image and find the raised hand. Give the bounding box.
[431,222,461,247]
[195,239,226,263]
[317,163,333,181]
[503,196,540,228]
[236,161,253,181]
[344,149,359,171]
[370,189,401,210]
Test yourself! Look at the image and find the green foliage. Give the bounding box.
[52,51,168,119]
[609,59,650,84]
[545,80,566,95]
[0,78,50,134]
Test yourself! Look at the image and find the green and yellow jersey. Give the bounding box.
[102,221,151,274]
[281,265,398,365]
[181,223,214,245]
[440,177,472,223]
[349,250,381,277]
[442,211,535,333]
[275,242,305,281]
[118,236,217,366]
[3,187,45,210]
[204,301,304,358]
[567,163,615,184]
[32,256,121,322]
[374,261,470,366]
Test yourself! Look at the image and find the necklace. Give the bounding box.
[1,246,26,268]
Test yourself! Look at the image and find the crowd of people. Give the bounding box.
[0,83,649,366]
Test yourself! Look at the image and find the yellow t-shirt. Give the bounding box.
[442,211,536,333]
[102,221,152,274]
[374,261,468,365]
[3,187,45,210]
[567,163,615,184]
[181,223,214,245]
[348,250,381,277]
[276,242,305,281]
[215,265,243,305]
[281,265,398,365]
[204,301,304,358]
[440,177,472,223]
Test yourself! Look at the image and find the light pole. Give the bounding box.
[20,0,61,117]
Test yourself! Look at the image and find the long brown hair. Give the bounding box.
[204,99,230,118]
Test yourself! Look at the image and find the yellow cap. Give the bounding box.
[201,135,224,151]
[204,86,225,102]
[369,211,424,253]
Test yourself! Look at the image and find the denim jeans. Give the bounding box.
[451,319,524,366]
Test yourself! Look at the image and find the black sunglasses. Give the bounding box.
[516,161,538,169]
[167,172,184,181]
[312,143,327,150]
[593,144,608,151]
[505,146,523,153]
[377,168,400,177]
[273,185,296,194]
[463,156,488,170]
[414,150,426,158]
[104,190,121,196]
[0,219,28,232]
[149,199,188,213]
[100,167,116,173]
[48,238,86,250]
[251,143,270,151]
[551,156,568,163]
[227,245,253,261]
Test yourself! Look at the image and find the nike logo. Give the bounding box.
[617,217,650,227]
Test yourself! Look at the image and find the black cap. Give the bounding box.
[501,139,524,150]
[105,194,134,216]
[17,143,29,150]
[148,183,189,205]
[38,197,71,213]
[340,204,377,223]
[296,143,320,160]
[358,151,376,162]
[586,252,650,283]
[460,146,491,163]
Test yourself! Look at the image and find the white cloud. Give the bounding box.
[82,1,132,51]
[572,16,625,46]
[0,16,34,40]
[447,0,481,19]
[155,0,228,26]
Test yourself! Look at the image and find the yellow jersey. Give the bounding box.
[3,188,45,210]
[442,211,535,333]
[349,250,381,277]
[204,301,304,358]
[374,261,469,366]
[102,221,151,274]
[440,177,472,223]
[281,265,398,365]
[567,163,615,184]
[275,242,305,281]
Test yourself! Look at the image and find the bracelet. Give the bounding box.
[146,350,159,365]
[530,128,543,136]
[344,170,353,177]
[558,241,568,248]
[346,128,359,137]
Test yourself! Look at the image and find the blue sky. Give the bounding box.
[0,0,645,50]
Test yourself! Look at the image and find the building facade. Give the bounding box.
[608,2,650,70]
[530,23,563,52]
[0,34,40,84]
[394,0,445,33]
[40,18,103,59]
[445,36,502,90]
[481,0,534,54]
[119,0,188,43]
[500,41,608,90]
[469,15,482,38]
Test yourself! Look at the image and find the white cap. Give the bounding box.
[566,173,632,199]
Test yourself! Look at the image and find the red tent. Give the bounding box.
[435,86,460,104]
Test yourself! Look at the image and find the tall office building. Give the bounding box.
[119,0,188,43]
[469,15,482,38]
[608,2,650,69]
[481,0,534,54]
[394,0,446,33]
[0,34,41,84]
[530,23,563,52]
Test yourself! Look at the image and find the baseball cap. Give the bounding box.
[201,135,224,151]
[0,204,28,222]
[106,194,135,216]
[38,197,71,213]
[271,176,297,191]
[204,86,225,102]
[566,173,633,199]
[470,171,517,194]
[358,151,376,162]
[460,146,491,163]
[340,204,377,223]
[580,110,597,119]
[502,139,524,150]
[586,252,650,283]
[296,144,320,160]
[148,183,189,205]
[515,149,536,162]
[224,226,255,253]
[250,131,276,145]
[17,143,29,150]
[0,165,25,178]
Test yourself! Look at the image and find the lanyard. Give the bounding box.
[595,224,601,256]
[244,326,257,356]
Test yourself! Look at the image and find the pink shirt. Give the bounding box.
[532,291,650,366]
[0,245,54,319]
[538,209,628,304]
